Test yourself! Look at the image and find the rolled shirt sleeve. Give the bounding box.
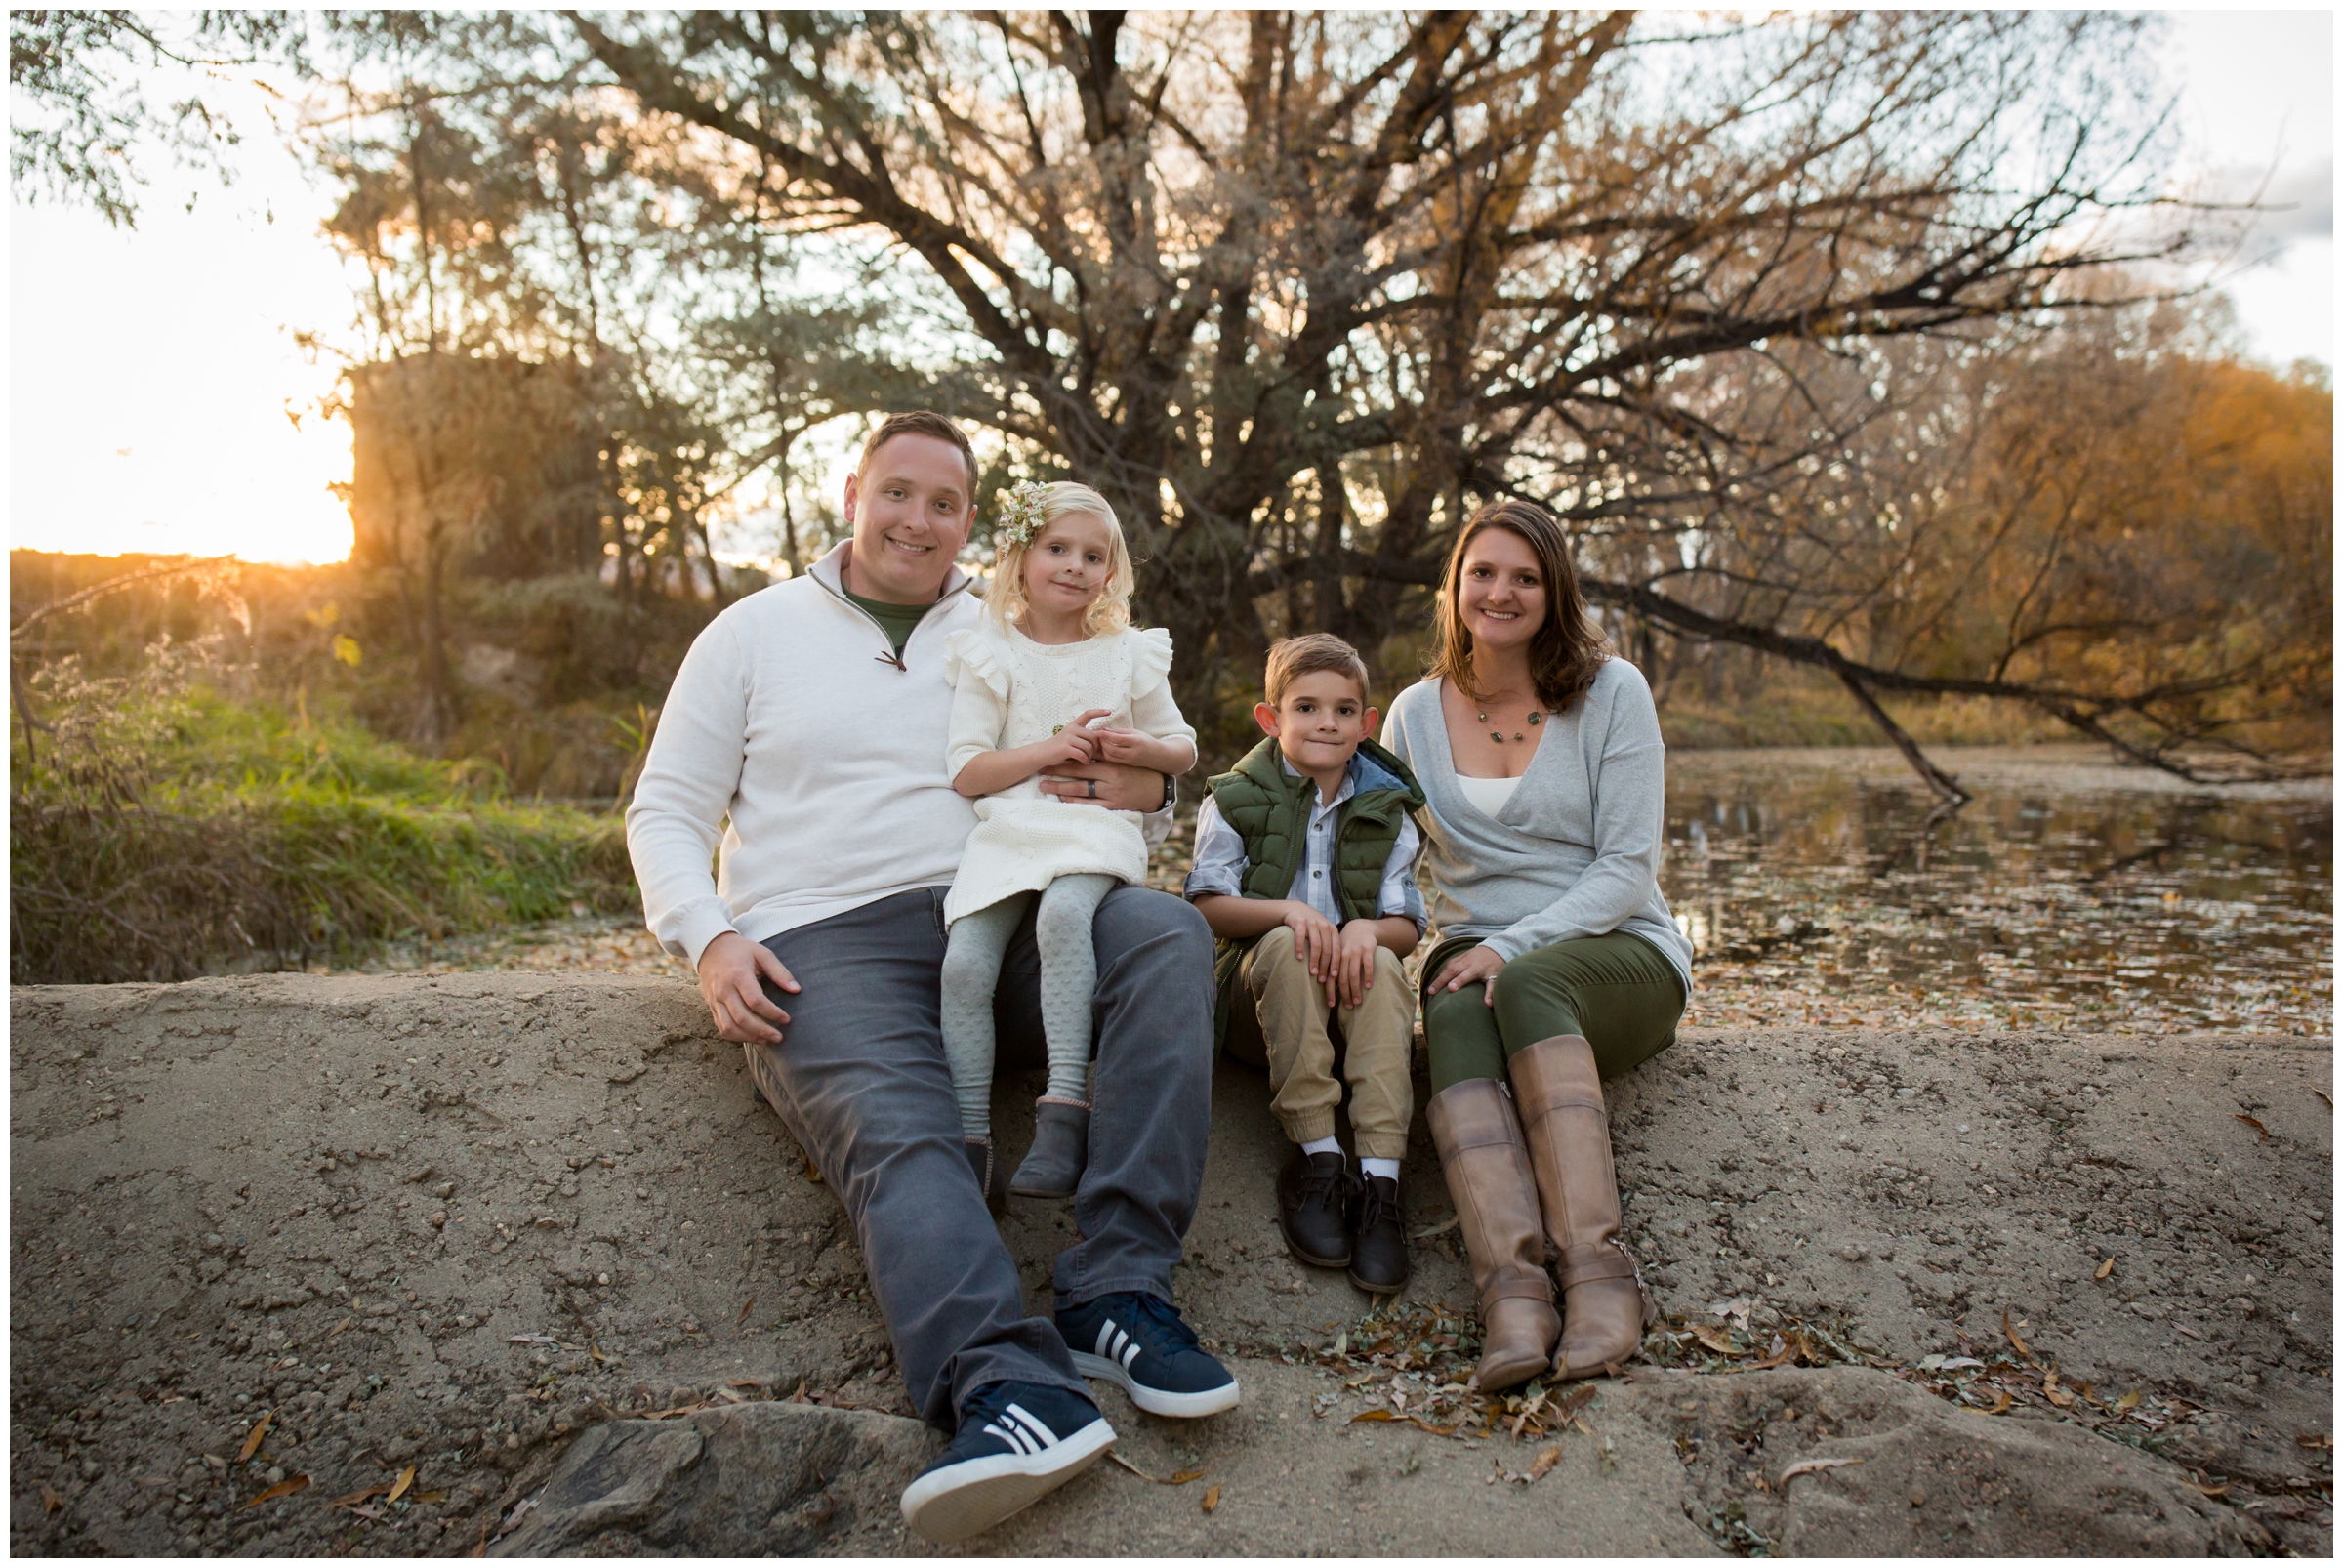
[1377,816,1427,933]
[1181,795,1247,901]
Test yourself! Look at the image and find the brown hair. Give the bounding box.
[1265,632,1371,706]
[857,411,978,490]
[1430,498,1610,711]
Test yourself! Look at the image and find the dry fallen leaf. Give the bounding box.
[1690,1323,1742,1356]
[1346,1409,1462,1437]
[802,1157,823,1185]
[2192,1479,2230,1498]
[2295,1432,2331,1450]
[726,1379,764,1390]
[417,1489,448,1504]
[2115,1389,2142,1413]
[1525,1444,1562,1482]
[2094,1258,2115,1280]
[736,1297,756,1326]
[239,1474,309,1510]
[328,1483,392,1509]
[42,1485,62,1513]
[237,1411,273,1463]
[1780,1456,1865,1483]
[2002,1307,2034,1363]
[387,1465,417,1505]
[2314,1091,2333,1110]
[1985,1389,2012,1416]
[1409,1215,1460,1239]
[2233,1114,2271,1140]
[2043,1373,2075,1409]
[1201,1484,1220,1513]
[590,1343,608,1363]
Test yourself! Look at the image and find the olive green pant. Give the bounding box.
[1421,930,1686,1093]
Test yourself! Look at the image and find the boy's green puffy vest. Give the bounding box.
[1205,736,1426,1049]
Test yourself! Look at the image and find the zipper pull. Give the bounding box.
[874,649,907,672]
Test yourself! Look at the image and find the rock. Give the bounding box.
[492,1402,933,1556]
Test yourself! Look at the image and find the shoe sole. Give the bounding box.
[1345,1265,1410,1295]
[1072,1351,1243,1418]
[1007,1181,1077,1200]
[899,1418,1116,1545]
[1283,1236,1351,1269]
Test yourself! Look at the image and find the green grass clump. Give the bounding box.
[11,666,636,983]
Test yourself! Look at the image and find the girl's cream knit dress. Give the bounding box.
[940,621,1194,927]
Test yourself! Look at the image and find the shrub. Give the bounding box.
[10,648,637,983]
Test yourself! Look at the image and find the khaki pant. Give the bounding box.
[1227,926,1415,1161]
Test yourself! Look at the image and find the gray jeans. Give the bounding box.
[740,884,1215,1430]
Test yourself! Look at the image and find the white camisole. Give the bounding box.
[1453,773,1520,818]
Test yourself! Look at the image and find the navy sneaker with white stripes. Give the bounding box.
[1057,1292,1242,1418]
[898,1380,1116,1545]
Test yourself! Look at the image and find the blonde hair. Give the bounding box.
[985,481,1135,637]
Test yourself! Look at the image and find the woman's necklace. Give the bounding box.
[1476,702,1544,743]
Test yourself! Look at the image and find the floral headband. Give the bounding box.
[993,480,1050,548]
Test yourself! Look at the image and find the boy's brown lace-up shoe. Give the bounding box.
[1276,1147,1356,1268]
[1346,1174,1410,1295]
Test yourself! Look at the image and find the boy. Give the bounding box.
[1185,634,1426,1293]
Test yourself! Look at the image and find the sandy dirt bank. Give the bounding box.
[10,974,2330,1555]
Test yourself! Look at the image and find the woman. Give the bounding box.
[1381,498,1692,1390]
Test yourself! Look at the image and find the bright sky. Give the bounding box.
[6,14,2334,566]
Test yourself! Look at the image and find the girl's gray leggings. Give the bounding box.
[940,874,1115,1136]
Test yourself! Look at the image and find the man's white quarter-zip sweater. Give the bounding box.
[626,540,1173,968]
[627,541,987,966]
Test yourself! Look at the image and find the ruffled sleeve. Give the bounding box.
[941,625,1012,704]
[943,627,1015,782]
[1126,627,1197,770]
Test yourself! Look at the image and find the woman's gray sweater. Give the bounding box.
[1380,659,1695,992]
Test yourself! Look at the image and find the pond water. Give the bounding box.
[1662,746,2332,1034]
[350,743,2331,1038]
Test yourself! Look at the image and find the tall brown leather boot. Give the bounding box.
[1510,1036,1656,1382]
[1426,1078,1559,1391]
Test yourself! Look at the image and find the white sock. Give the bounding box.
[1300,1135,1342,1160]
[1360,1157,1401,1183]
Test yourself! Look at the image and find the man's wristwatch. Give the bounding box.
[1159,772,1178,813]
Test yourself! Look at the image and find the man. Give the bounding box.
[626,412,1236,1545]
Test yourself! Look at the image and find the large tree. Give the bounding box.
[548,9,2284,778]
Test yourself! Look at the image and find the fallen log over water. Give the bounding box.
[9,974,2330,1555]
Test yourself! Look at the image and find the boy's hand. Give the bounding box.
[1335,919,1382,1010]
[1281,903,1342,1001]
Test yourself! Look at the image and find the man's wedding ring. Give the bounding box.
[1086,777,1097,799]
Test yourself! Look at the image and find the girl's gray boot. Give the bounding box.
[1009,1098,1089,1199]
[965,1137,1008,1217]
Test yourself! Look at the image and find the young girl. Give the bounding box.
[941,480,1197,1205]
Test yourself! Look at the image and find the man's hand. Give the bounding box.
[1428,942,1506,1007]
[1335,919,1384,1010]
[1279,902,1343,1003]
[698,931,800,1044]
[1038,758,1168,811]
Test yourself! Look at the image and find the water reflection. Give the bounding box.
[1662,748,2331,1034]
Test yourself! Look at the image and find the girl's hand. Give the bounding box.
[1428,943,1506,1007]
[1028,728,1099,772]
[1091,726,1157,765]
